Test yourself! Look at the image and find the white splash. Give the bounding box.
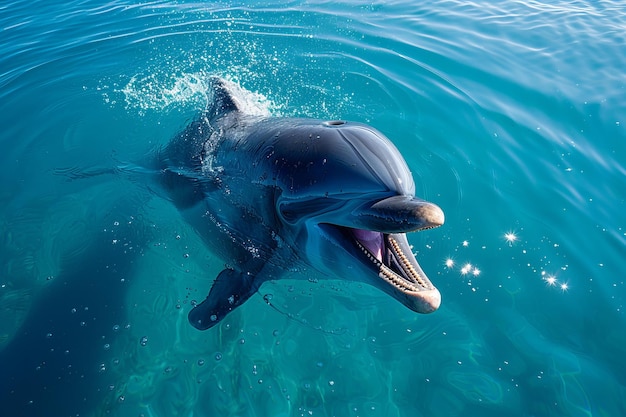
[120,72,212,113]
[118,71,281,117]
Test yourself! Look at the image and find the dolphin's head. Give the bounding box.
[268,120,444,313]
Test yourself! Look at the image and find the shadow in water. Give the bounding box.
[0,222,146,417]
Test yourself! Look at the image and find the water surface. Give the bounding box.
[1,1,625,416]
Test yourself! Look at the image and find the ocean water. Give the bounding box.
[1,0,625,416]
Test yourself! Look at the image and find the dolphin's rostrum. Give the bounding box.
[159,77,444,330]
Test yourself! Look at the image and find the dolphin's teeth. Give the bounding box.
[353,230,434,292]
[379,265,417,292]
[355,238,382,267]
[388,237,429,288]
[356,234,423,292]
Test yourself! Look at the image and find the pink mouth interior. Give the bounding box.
[352,229,383,262]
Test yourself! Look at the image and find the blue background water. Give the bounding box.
[1,1,625,416]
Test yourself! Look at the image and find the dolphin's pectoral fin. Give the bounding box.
[188,268,258,330]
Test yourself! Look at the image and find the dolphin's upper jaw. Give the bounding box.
[349,229,442,313]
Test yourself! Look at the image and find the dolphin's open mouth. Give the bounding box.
[352,229,435,291]
[284,194,444,313]
[323,224,442,313]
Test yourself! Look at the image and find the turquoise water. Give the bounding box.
[1,0,625,416]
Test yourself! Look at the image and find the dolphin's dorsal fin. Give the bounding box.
[206,77,241,122]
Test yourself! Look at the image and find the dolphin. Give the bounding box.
[158,77,444,330]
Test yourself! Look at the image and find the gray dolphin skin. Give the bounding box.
[159,77,445,330]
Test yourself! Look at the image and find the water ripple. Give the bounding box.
[1,1,626,416]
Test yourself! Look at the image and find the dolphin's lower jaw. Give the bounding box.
[320,225,442,313]
[376,234,441,313]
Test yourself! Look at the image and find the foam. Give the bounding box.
[118,71,281,117]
